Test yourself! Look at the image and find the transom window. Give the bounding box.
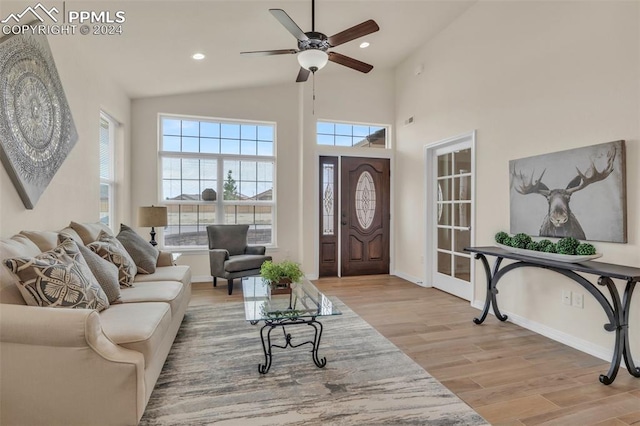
[316,121,388,148]
[159,115,276,248]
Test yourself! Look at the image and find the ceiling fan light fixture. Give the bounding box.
[298,49,328,72]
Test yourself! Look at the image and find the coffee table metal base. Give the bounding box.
[251,317,326,374]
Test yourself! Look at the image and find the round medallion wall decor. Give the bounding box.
[0,29,78,209]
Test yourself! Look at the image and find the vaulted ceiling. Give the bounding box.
[52,1,476,98]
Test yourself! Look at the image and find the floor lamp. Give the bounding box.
[138,206,168,246]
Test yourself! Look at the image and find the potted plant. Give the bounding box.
[260,260,304,294]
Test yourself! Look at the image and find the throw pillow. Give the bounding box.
[4,239,109,311]
[69,221,113,245]
[87,231,137,287]
[59,234,121,304]
[116,224,159,274]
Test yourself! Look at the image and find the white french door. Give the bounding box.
[425,132,475,301]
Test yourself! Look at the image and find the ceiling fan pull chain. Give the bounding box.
[312,72,316,115]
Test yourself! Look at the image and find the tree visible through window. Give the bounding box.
[159,116,276,248]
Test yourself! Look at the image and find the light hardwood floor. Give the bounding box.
[190,275,640,425]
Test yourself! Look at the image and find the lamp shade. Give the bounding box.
[138,206,168,227]
[297,49,328,71]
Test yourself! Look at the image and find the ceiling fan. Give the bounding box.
[240,0,380,83]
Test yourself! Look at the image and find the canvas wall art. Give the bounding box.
[0,25,78,209]
[509,140,626,243]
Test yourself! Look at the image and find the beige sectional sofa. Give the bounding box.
[0,223,191,426]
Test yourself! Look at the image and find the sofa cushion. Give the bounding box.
[77,244,121,304]
[225,254,270,273]
[99,302,171,365]
[18,230,60,252]
[134,265,191,287]
[70,221,113,245]
[119,281,184,314]
[4,239,109,312]
[116,224,159,274]
[0,235,42,305]
[87,231,137,287]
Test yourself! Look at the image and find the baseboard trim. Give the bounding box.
[393,271,427,287]
[470,301,614,364]
[192,275,213,284]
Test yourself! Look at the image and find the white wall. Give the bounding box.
[0,12,131,237]
[395,1,639,360]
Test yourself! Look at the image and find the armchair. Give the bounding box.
[207,225,272,295]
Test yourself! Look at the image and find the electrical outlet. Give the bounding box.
[562,290,572,306]
[572,293,584,309]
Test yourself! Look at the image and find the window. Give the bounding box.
[316,121,388,148]
[99,112,116,228]
[160,115,276,248]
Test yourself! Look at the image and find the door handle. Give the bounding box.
[342,221,347,225]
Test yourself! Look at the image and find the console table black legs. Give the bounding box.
[252,317,327,374]
[471,251,639,385]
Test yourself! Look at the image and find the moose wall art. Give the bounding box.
[509,140,627,243]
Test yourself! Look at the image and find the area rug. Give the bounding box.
[140,299,488,425]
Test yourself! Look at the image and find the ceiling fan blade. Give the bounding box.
[269,9,308,41]
[296,67,310,83]
[240,49,298,56]
[328,52,374,73]
[328,19,379,47]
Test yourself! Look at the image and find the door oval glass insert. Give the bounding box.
[355,171,376,229]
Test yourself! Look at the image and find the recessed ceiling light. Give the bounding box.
[192,53,205,60]
[359,42,370,49]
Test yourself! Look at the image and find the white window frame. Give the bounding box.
[158,114,277,250]
[316,119,391,149]
[99,111,117,230]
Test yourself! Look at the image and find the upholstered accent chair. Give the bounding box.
[207,225,272,295]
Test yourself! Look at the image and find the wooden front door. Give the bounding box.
[341,157,390,276]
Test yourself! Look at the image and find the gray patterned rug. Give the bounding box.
[140,299,487,425]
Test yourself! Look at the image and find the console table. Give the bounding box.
[465,246,640,385]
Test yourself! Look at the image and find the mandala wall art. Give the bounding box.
[0,25,78,209]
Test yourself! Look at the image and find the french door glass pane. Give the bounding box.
[438,153,452,176]
[454,255,471,281]
[437,251,451,275]
[454,229,471,253]
[454,203,471,227]
[454,176,471,201]
[437,203,451,225]
[438,179,452,201]
[437,228,451,250]
[454,149,472,175]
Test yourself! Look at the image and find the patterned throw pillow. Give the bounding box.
[4,239,109,311]
[87,231,137,287]
[116,224,159,274]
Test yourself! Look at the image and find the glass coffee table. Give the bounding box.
[242,276,341,374]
